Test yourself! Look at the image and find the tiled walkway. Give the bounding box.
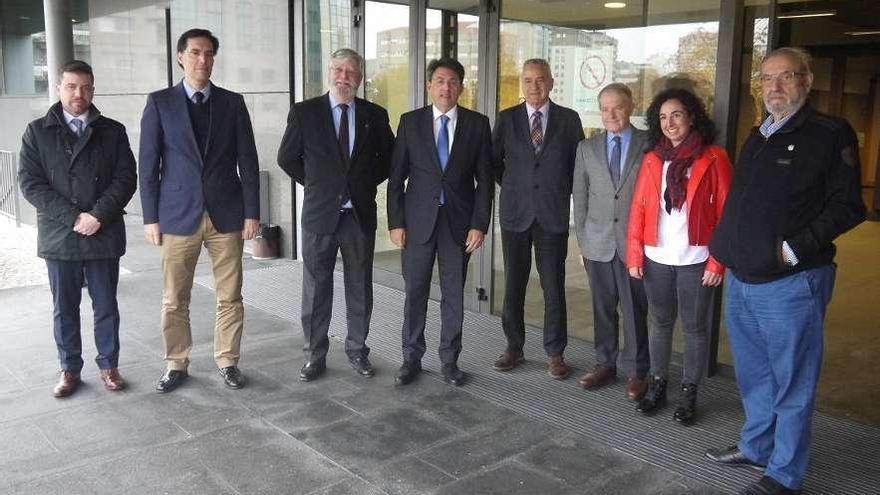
[1,216,876,494]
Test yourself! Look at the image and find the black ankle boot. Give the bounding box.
[673,383,698,425]
[636,376,667,415]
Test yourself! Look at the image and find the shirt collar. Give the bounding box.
[607,124,633,143]
[759,105,802,138]
[433,105,458,122]
[526,100,550,119]
[182,79,212,101]
[328,92,355,111]
[63,108,89,125]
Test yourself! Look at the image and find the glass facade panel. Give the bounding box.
[304,0,351,99]
[493,0,721,345]
[364,0,410,278]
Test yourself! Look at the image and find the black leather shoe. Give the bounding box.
[218,366,245,389]
[394,361,421,386]
[738,476,801,495]
[705,445,766,470]
[299,360,326,382]
[441,363,466,386]
[156,369,187,393]
[636,375,667,415]
[349,356,374,377]
[673,383,698,425]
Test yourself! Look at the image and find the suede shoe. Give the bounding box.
[98,368,125,391]
[578,365,616,389]
[299,360,326,382]
[705,446,766,471]
[625,376,647,400]
[156,369,187,393]
[738,476,801,495]
[493,350,524,372]
[547,355,570,380]
[53,370,81,398]
[394,361,421,386]
[218,366,245,389]
[441,363,467,386]
[349,356,375,377]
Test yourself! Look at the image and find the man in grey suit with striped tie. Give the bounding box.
[572,83,650,401]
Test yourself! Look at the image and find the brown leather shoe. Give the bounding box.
[625,376,647,401]
[577,365,616,390]
[53,370,81,398]
[493,350,524,372]
[547,355,571,380]
[99,368,125,391]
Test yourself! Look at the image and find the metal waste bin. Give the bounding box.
[252,224,280,260]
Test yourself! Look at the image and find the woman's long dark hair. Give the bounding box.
[645,88,716,148]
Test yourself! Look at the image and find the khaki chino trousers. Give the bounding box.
[161,212,244,370]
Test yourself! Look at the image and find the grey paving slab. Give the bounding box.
[0,420,58,465]
[264,397,361,434]
[307,476,386,495]
[181,420,347,495]
[7,445,239,495]
[416,415,559,478]
[362,455,456,495]
[0,417,189,489]
[433,460,578,495]
[292,407,460,475]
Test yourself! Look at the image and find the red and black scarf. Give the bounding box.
[653,132,703,213]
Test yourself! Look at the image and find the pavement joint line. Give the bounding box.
[195,261,880,495]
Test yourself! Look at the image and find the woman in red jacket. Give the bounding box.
[626,88,732,425]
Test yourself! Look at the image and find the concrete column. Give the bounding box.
[43,0,74,102]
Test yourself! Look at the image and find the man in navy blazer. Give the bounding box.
[139,28,260,393]
[387,58,494,387]
[491,59,584,380]
[277,49,394,382]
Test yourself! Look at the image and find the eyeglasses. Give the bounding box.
[759,71,804,84]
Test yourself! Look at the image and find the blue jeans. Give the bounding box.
[46,258,121,371]
[724,265,835,490]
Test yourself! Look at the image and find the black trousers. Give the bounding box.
[401,206,470,365]
[300,210,375,362]
[584,255,650,377]
[501,222,568,356]
[46,258,121,372]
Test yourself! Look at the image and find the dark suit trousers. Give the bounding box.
[401,206,470,365]
[584,255,650,377]
[46,258,121,372]
[501,222,568,356]
[301,210,374,362]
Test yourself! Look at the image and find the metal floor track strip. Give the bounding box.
[197,262,879,494]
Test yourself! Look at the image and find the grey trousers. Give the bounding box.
[301,211,375,362]
[584,255,649,377]
[642,258,715,384]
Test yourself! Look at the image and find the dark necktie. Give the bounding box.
[72,118,84,137]
[338,103,350,163]
[610,135,622,188]
[193,91,204,104]
[531,110,544,154]
[437,114,450,204]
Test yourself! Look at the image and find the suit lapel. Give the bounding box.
[514,103,531,154]
[420,106,443,174]
[594,131,615,188]
[618,128,645,191]
[321,93,348,170]
[174,83,202,165]
[538,101,560,158]
[351,97,369,163]
[447,107,468,171]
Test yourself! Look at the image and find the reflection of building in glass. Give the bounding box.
[305,0,350,96]
[548,29,617,127]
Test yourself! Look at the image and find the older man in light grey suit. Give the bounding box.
[573,83,650,401]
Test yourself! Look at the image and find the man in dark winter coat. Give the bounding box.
[19,60,137,398]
